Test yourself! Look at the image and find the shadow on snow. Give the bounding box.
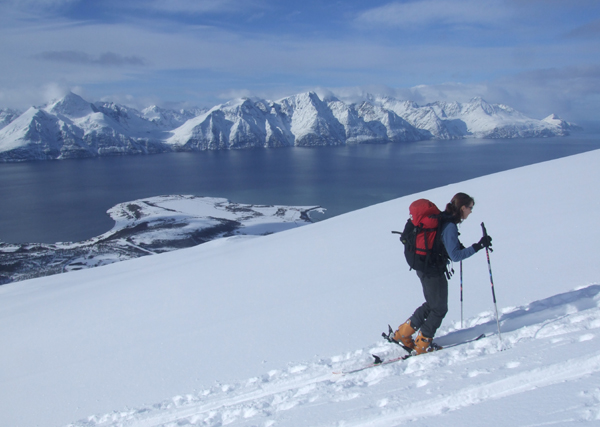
[436,284,600,346]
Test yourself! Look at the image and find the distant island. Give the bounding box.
[0,195,322,284]
[0,91,581,162]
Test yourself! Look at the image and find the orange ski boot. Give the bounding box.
[414,331,443,355]
[393,320,416,350]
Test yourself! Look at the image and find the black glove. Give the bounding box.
[472,235,492,252]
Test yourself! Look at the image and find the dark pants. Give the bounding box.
[409,271,448,338]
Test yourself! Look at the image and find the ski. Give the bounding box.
[442,332,486,349]
[333,353,412,375]
[333,332,486,375]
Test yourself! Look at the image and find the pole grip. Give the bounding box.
[481,222,493,252]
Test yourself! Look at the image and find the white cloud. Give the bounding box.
[42,82,72,104]
[217,88,255,101]
[355,0,512,28]
[0,0,598,124]
[135,0,264,15]
[490,65,600,120]
[566,19,600,39]
[0,0,78,19]
[33,50,149,67]
[5,0,78,7]
[308,69,599,123]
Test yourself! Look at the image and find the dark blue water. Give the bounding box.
[1,135,599,243]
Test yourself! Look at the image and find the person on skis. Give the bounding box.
[393,192,492,354]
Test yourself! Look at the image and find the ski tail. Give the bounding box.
[442,333,485,349]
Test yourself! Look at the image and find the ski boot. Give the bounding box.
[414,331,443,355]
[393,319,416,350]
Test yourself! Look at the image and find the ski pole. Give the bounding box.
[481,222,502,345]
[460,260,463,329]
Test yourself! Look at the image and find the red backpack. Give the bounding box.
[409,199,440,255]
[396,199,450,277]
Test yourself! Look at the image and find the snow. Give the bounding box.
[104,195,319,243]
[45,92,95,119]
[1,92,574,161]
[1,149,600,426]
[0,108,21,130]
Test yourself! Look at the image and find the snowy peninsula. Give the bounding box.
[0,195,321,284]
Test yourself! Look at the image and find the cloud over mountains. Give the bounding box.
[0,1,599,122]
[34,50,148,67]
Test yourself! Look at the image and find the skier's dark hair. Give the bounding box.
[445,192,475,224]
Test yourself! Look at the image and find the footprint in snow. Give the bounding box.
[467,369,489,378]
[289,364,307,374]
[416,379,429,388]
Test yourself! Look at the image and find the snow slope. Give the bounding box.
[68,287,600,427]
[1,149,600,426]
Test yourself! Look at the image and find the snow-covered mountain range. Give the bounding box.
[0,92,580,161]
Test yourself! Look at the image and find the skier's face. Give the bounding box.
[461,203,474,221]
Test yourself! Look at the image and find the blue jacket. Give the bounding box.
[441,221,476,263]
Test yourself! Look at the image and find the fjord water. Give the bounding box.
[1,135,599,244]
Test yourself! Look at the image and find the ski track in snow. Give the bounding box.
[68,285,600,427]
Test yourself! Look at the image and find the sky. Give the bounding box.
[0,0,599,123]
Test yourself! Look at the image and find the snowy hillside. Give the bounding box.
[1,149,600,426]
[0,92,577,161]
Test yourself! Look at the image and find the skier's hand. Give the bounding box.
[472,235,492,252]
[480,235,492,248]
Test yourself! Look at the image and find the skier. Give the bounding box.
[393,192,492,354]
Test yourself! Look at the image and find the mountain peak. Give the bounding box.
[543,113,561,121]
[542,113,581,132]
[45,92,94,119]
[463,96,496,115]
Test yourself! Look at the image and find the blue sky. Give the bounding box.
[1,0,599,122]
